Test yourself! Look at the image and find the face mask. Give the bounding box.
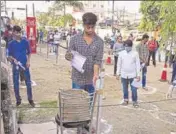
[125,46,132,52]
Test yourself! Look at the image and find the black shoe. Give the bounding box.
[29,100,35,107]
[16,101,22,107]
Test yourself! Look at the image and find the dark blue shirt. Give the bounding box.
[8,38,31,65]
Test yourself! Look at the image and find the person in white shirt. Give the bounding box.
[116,39,141,107]
[53,30,61,54]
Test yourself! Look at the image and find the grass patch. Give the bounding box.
[39,100,57,107]
[17,100,58,123]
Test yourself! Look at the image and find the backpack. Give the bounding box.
[148,40,157,51]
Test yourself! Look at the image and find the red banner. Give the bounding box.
[26,17,37,54]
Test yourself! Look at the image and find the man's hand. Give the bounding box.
[116,75,120,80]
[65,52,73,61]
[26,61,30,68]
[136,76,140,82]
[93,75,99,86]
[13,58,18,65]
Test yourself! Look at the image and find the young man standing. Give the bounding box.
[113,35,124,76]
[147,36,158,66]
[8,25,35,107]
[65,12,104,95]
[116,40,141,107]
[136,34,149,90]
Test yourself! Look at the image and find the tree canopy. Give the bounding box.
[139,1,176,41]
[36,1,83,28]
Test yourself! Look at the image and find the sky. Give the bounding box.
[5,1,141,19]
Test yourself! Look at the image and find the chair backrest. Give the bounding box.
[58,89,96,123]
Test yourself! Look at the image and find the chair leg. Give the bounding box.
[60,125,63,134]
[77,126,83,134]
[56,124,59,134]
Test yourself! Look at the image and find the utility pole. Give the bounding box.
[123,6,125,23]
[112,0,114,33]
[32,3,35,17]
[26,4,28,18]
[4,0,7,15]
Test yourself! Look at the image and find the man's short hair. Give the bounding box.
[124,39,133,47]
[142,34,149,40]
[82,12,97,25]
[13,25,22,32]
[6,25,12,31]
[117,35,122,40]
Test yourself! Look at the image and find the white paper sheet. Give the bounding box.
[131,78,142,88]
[141,63,145,69]
[71,50,86,73]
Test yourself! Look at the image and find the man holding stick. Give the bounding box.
[7,25,35,107]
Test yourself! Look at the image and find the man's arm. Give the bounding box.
[116,53,122,76]
[144,49,149,63]
[26,40,31,67]
[94,42,104,76]
[136,44,146,63]
[65,37,75,61]
[135,52,141,78]
[7,42,15,62]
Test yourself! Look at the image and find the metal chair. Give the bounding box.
[55,89,97,134]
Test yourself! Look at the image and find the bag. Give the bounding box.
[49,34,53,39]
[148,41,157,51]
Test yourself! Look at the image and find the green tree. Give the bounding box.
[37,1,83,28]
[139,1,176,42]
[52,1,84,27]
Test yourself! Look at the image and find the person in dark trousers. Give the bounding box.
[136,34,149,90]
[39,29,44,44]
[117,40,141,108]
[113,35,124,76]
[7,25,35,107]
[65,12,104,132]
[147,36,158,66]
[171,53,176,83]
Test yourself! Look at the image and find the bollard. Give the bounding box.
[46,42,49,60]
[39,41,42,54]
[56,44,59,65]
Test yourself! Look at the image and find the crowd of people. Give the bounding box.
[1,12,176,110]
[1,11,176,133]
[111,32,176,106]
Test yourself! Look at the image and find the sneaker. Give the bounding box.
[16,98,22,107]
[122,101,128,106]
[133,102,139,108]
[28,100,35,107]
[142,87,148,91]
[16,101,21,107]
